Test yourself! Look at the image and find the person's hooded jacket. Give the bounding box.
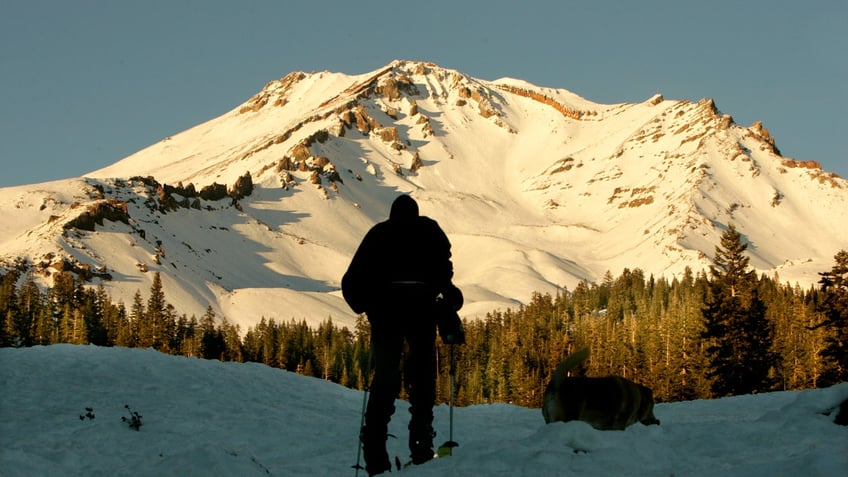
[342,195,462,318]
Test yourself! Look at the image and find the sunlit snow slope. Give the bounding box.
[1,60,846,329]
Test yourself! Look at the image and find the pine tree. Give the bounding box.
[96,284,120,345]
[61,307,88,344]
[115,299,136,348]
[219,317,243,362]
[199,306,225,360]
[78,287,106,346]
[7,274,41,346]
[262,319,281,367]
[812,250,848,386]
[352,314,371,389]
[130,290,146,347]
[176,314,199,357]
[50,272,77,310]
[701,225,778,397]
[1,270,21,346]
[146,272,168,350]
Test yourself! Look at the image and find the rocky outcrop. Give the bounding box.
[417,115,434,137]
[290,143,312,164]
[497,85,590,120]
[277,156,296,172]
[199,183,228,201]
[410,152,423,173]
[374,74,420,100]
[781,159,822,170]
[170,182,197,198]
[608,186,657,208]
[779,160,842,189]
[471,89,498,119]
[325,167,343,184]
[63,199,130,232]
[127,174,253,213]
[352,105,382,134]
[156,184,181,211]
[375,126,405,150]
[48,258,111,281]
[749,121,780,155]
[230,172,253,200]
[238,71,306,114]
[309,170,322,185]
[342,62,421,100]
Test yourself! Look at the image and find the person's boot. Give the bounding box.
[408,424,436,465]
[361,426,391,476]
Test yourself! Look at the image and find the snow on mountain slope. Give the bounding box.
[1,60,846,330]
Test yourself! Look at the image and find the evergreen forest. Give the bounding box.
[2,229,846,407]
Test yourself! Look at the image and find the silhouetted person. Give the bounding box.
[343,194,463,475]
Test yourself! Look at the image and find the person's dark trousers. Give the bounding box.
[362,311,437,471]
[405,315,437,430]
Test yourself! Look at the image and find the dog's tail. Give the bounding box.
[550,347,590,388]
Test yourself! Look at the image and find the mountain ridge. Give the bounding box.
[1,60,845,330]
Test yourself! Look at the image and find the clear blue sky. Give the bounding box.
[1,0,846,187]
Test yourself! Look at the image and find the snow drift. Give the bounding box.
[1,345,846,476]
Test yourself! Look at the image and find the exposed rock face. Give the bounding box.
[238,71,306,114]
[376,77,402,100]
[325,168,343,184]
[157,185,181,211]
[47,259,112,281]
[410,152,423,172]
[172,182,197,197]
[63,199,130,231]
[277,156,296,172]
[749,120,780,154]
[354,105,381,134]
[376,126,402,146]
[497,85,589,120]
[417,115,434,137]
[230,172,253,200]
[339,105,382,135]
[199,183,228,201]
[290,143,312,163]
[312,156,331,169]
[782,159,822,170]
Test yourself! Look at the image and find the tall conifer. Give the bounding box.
[701,225,778,396]
[813,250,848,386]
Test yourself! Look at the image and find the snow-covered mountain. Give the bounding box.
[1,60,846,330]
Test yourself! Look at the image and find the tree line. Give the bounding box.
[2,231,845,407]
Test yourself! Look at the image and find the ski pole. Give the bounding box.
[353,386,368,476]
[353,342,374,476]
[441,343,459,455]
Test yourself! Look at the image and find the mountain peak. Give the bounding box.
[2,61,846,330]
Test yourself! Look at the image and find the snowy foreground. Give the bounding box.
[1,345,846,476]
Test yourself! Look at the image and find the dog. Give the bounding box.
[542,348,660,430]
